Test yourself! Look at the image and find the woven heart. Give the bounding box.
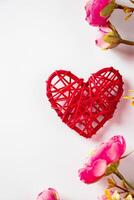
[46,67,123,138]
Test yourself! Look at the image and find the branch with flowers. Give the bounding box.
[85,0,134,49]
[78,135,134,199]
[36,136,134,200]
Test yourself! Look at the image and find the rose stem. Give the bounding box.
[115,4,134,11]
[115,183,129,193]
[115,184,134,198]
[120,39,134,46]
[114,169,134,190]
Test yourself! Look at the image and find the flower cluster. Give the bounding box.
[36,136,134,200]
[99,189,133,200]
[85,0,134,49]
[78,136,134,199]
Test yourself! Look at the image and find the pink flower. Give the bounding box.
[95,25,121,49]
[85,0,114,26]
[78,136,126,184]
[36,188,60,200]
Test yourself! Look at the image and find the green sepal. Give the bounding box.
[105,161,119,176]
[103,31,120,44]
[100,0,115,17]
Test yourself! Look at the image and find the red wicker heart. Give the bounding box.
[46,67,123,138]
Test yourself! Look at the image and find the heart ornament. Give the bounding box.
[46,67,123,138]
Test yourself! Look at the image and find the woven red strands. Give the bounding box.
[46,67,123,138]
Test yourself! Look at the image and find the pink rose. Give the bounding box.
[95,25,121,49]
[36,188,60,200]
[85,0,114,26]
[78,136,126,184]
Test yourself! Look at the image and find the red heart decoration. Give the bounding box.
[46,67,123,138]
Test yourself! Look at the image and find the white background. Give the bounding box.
[0,0,134,199]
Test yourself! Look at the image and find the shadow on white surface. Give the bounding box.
[120,154,134,185]
[113,46,134,61]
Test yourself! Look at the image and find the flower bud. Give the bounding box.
[36,188,60,200]
[95,25,121,49]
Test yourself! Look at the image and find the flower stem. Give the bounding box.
[120,39,134,46]
[114,169,134,190]
[115,4,134,11]
[114,182,134,197]
[115,183,129,193]
[121,151,134,159]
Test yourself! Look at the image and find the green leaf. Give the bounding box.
[100,1,115,17]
